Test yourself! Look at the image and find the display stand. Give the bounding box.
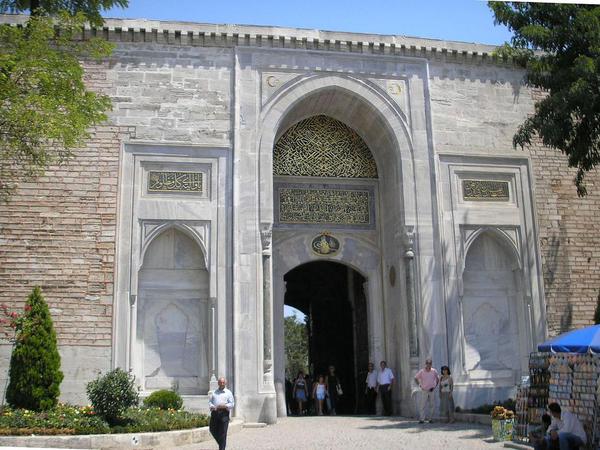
[514,385,529,442]
[527,352,550,433]
[525,352,600,448]
[547,353,599,448]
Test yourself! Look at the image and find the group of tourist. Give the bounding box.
[290,365,342,416]
[287,358,456,422]
[208,366,589,450]
[368,357,455,423]
[413,358,455,424]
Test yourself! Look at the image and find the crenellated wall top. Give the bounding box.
[0,14,512,65]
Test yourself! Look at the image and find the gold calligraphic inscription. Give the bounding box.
[311,233,340,256]
[279,188,370,225]
[274,115,378,178]
[148,171,203,193]
[462,179,509,201]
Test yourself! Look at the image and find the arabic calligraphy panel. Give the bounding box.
[462,180,510,202]
[278,187,371,225]
[148,171,203,194]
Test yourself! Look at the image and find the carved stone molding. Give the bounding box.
[403,225,415,259]
[260,223,273,256]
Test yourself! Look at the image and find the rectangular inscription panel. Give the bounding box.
[279,188,371,225]
[148,171,203,193]
[462,180,509,201]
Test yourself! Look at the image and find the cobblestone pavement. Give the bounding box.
[189,416,506,450]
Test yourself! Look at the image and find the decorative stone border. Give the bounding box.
[0,420,242,449]
[0,14,511,65]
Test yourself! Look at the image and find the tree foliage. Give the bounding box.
[0,12,114,200]
[0,0,128,27]
[6,286,64,411]
[489,2,600,196]
[284,315,308,377]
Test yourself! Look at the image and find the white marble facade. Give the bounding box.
[0,15,546,422]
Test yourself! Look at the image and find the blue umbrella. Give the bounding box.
[538,324,600,353]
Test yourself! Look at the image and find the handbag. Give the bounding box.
[336,383,343,396]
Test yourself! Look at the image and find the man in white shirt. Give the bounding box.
[533,402,586,450]
[208,377,235,450]
[376,360,395,416]
[365,362,378,415]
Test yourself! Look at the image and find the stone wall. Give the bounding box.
[0,125,130,345]
[0,124,132,402]
[528,137,600,337]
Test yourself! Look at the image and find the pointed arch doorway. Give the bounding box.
[284,261,368,414]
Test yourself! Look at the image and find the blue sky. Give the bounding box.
[105,0,513,45]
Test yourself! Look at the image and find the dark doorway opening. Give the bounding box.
[284,261,368,414]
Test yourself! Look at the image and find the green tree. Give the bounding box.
[6,286,64,411]
[0,12,114,200]
[0,0,128,27]
[284,315,308,377]
[594,292,600,325]
[489,2,600,196]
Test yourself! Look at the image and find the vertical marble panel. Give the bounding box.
[138,228,210,394]
[462,233,520,374]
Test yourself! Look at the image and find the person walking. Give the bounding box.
[293,370,308,415]
[439,365,455,423]
[312,375,328,415]
[208,377,235,450]
[365,362,378,415]
[326,365,342,415]
[377,360,394,416]
[415,358,439,423]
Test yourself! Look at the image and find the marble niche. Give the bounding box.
[462,232,521,379]
[138,228,209,394]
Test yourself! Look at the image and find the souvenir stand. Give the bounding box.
[514,352,550,443]
[531,325,600,449]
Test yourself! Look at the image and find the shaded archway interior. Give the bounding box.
[284,261,368,414]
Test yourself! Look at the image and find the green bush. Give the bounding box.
[86,368,139,424]
[111,408,208,433]
[143,390,183,410]
[6,287,64,411]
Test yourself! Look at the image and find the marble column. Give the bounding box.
[403,226,419,357]
[260,223,274,388]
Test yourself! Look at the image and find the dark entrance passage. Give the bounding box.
[284,261,369,414]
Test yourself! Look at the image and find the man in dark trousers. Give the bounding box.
[208,377,235,450]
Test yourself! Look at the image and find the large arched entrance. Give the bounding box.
[263,78,426,419]
[285,261,368,414]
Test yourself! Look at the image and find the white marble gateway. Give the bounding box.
[0,16,549,423]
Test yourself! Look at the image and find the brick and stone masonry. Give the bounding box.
[0,17,599,407]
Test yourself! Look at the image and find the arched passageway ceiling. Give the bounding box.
[273,86,405,176]
[283,260,366,315]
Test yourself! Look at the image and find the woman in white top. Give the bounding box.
[312,375,328,416]
[439,365,455,423]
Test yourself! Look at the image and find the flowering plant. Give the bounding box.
[0,303,25,343]
[491,406,514,420]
